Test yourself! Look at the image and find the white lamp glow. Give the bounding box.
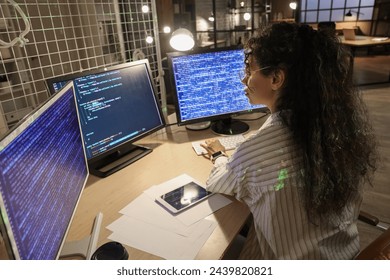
[169,28,195,51]
[142,5,149,13]
[243,12,251,21]
[289,2,297,10]
[145,35,153,44]
[163,26,171,33]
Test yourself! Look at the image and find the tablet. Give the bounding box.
[155,181,214,214]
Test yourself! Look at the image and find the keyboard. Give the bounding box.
[191,134,246,156]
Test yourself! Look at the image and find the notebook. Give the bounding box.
[343,28,356,40]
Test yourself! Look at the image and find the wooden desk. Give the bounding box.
[198,39,226,48]
[340,36,390,53]
[65,115,265,260]
[340,36,390,85]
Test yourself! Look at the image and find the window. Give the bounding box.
[300,0,375,23]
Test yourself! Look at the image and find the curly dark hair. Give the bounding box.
[245,22,378,221]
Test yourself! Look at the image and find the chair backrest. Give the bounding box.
[318,21,336,34]
[355,227,390,259]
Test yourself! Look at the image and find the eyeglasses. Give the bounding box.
[250,66,271,75]
[239,66,271,80]
[244,48,252,64]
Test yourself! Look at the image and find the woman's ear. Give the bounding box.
[271,69,285,91]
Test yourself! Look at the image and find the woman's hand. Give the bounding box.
[200,139,226,159]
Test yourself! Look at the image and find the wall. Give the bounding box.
[0,0,163,136]
[271,0,294,20]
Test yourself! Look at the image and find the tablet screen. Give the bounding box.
[159,182,212,212]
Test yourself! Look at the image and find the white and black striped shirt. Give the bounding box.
[206,113,361,259]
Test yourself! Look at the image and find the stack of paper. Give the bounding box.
[372,37,389,42]
[107,174,232,259]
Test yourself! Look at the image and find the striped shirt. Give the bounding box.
[206,113,361,259]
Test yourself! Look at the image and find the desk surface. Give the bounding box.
[65,114,266,260]
[340,35,390,47]
[198,39,226,48]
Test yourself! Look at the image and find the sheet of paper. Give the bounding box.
[144,174,200,197]
[107,174,232,259]
[107,215,217,259]
[144,174,233,226]
[119,193,203,236]
[178,221,217,259]
[372,37,389,41]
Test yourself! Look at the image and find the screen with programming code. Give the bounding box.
[48,61,165,161]
[0,82,88,259]
[168,48,266,125]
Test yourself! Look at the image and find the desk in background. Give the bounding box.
[340,36,390,53]
[198,39,227,49]
[340,36,390,85]
[65,114,266,260]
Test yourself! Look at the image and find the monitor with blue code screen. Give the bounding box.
[168,47,268,135]
[0,82,89,259]
[46,60,166,177]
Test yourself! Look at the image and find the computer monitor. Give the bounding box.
[0,82,92,259]
[46,60,166,177]
[168,47,268,135]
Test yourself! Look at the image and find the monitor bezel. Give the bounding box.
[167,46,268,127]
[0,81,89,259]
[45,60,166,168]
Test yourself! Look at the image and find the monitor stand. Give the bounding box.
[88,144,152,178]
[185,121,211,131]
[60,212,103,260]
[211,117,249,135]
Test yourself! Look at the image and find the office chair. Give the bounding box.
[226,211,390,260]
[317,21,336,35]
[355,211,390,259]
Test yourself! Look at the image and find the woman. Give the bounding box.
[201,22,377,259]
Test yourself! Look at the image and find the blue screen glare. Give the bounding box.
[0,85,88,259]
[170,48,265,124]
